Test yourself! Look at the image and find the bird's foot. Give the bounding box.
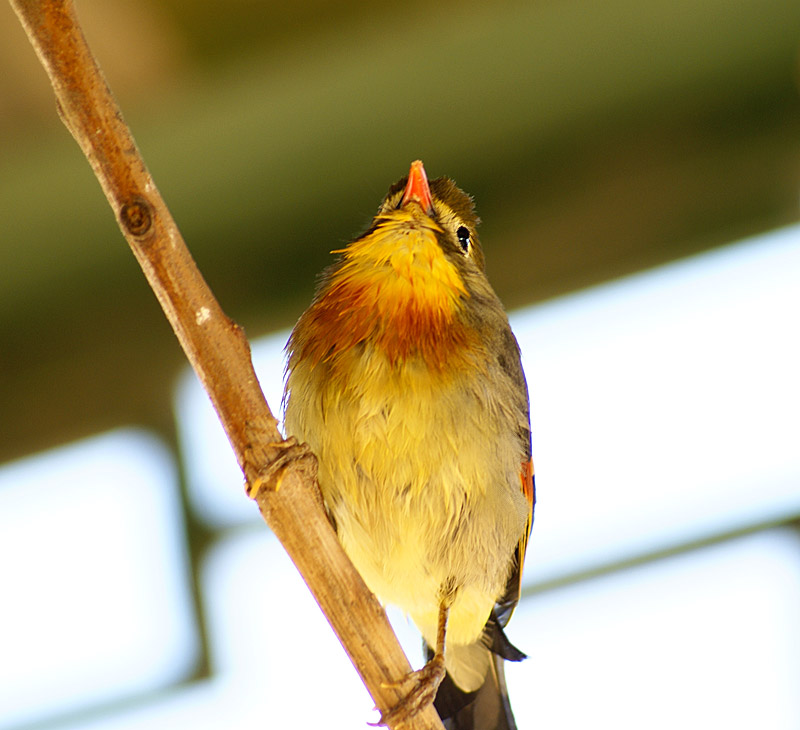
[245,434,317,500]
[370,654,446,728]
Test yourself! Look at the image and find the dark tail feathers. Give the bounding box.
[430,618,524,730]
[434,650,517,730]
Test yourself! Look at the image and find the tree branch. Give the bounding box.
[8,1,443,727]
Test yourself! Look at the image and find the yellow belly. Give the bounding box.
[284,344,529,649]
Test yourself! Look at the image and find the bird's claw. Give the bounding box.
[370,656,446,728]
[245,435,316,499]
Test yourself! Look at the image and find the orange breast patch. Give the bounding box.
[293,211,479,371]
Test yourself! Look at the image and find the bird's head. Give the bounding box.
[290,161,492,371]
[375,159,486,273]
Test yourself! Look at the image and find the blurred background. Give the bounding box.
[1,0,800,728]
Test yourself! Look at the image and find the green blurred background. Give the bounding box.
[1,0,799,463]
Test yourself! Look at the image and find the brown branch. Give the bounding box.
[8,1,443,728]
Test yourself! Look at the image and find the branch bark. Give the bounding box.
[8,1,443,728]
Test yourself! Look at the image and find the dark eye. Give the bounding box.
[456,226,471,254]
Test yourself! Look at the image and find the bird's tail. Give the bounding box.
[431,620,525,730]
[434,650,517,730]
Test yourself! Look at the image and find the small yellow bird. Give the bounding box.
[284,161,534,729]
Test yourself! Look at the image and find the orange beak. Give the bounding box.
[400,160,434,215]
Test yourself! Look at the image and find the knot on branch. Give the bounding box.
[120,197,153,237]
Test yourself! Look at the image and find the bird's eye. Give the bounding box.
[456,226,471,254]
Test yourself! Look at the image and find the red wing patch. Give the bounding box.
[517,458,535,584]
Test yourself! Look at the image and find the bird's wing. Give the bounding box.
[494,327,535,629]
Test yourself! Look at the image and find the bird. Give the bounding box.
[283,160,534,729]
